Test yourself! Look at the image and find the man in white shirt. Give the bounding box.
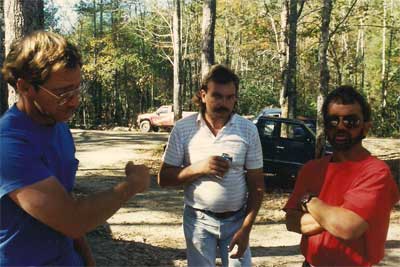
[158,64,264,267]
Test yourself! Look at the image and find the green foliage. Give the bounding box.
[44,0,60,32]
[55,0,400,136]
[238,82,279,116]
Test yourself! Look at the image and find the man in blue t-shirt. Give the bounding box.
[0,31,150,266]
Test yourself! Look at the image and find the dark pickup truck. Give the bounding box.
[256,116,331,189]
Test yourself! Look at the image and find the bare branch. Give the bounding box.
[297,0,306,18]
[330,0,358,38]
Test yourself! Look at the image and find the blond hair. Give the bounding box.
[2,30,82,90]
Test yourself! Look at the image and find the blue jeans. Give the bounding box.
[183,205,252,267]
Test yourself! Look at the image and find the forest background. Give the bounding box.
[1,0,399,138]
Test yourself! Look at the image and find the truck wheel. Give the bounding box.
[140,120,151,133]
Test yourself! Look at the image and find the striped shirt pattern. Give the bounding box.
[162,113,263,212]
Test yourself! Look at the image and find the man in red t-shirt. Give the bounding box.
[284,85,399,266]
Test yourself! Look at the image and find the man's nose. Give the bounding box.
[65,95,80,107]
[221,96,231,104]
[336,118,347,130]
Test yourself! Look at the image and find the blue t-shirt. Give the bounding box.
[0,105,83,266]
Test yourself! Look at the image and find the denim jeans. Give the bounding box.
[183,205,252,267]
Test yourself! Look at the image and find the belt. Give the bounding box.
[192,207,241,219]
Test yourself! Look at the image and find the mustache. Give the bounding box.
[214,107,230,113]
[334,130,351,137]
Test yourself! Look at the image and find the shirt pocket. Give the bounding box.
[218,138,247,167]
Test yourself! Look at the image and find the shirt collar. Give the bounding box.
[196,112,237,127]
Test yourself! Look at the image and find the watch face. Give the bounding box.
[300,193,316,211]
[301,193,311,205]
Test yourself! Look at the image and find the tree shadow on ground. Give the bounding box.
[384,158,400,187]
[73,131,168,146]
[87,224,302,266]
[251,245,299,257]
[380,240,400,266]
[87,223,186,267]
[75,175,185,216]
[385,239,400,249]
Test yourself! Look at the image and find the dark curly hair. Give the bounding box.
[322,85,371,122]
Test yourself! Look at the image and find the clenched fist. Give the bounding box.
[125,161,150,194]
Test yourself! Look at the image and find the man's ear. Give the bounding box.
[16,79,35,96]
[363,121,372,137]
[200,89,206,103]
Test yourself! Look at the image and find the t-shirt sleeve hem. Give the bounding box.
[162,159,182,168]
[245,163,263,170]
[342,201,373,222]
[0,174,53,199]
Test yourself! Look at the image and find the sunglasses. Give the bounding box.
[325,115,361,129]
[38,85,83,106]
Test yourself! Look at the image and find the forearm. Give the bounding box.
[70,181,139,237]
[10,177,140,239]
[73,235,95,266]
[286,210,324,235]
[242,189,263,232]
[241,171,264,232]
[10,163,150,240]
[228,178,264,258]
[300,213,324,235]
[158,163,203,187]
[307,198,368,240]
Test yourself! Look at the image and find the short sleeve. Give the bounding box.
[283,164,309,211]
[244,126,263,170]
[342,167,399,223]
[283,157,330,212]
[162,125,185,167]
[0,136,52,198]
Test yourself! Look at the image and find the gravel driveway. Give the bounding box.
[72,129,400,266]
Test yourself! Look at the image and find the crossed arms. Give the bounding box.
[285,197,368,240]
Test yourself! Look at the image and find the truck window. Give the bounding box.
[280,122,305,141]
[260,121,277,137]
[157,106,169,114]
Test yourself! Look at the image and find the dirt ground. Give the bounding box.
[72,129,400,267]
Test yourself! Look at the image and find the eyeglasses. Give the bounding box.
[325,115,361,129]
[38,85,83,106]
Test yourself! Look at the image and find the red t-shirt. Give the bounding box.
[284,155,399,266]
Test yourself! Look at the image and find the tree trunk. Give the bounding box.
[380,0,393,118]
[356,1,366,92]
[173,0,182,121]
[224,0,230,66]
[200,0,216,80]
[286,0,301,120]
[188,60,193,110]
[329,45,342,85]
[99,0,103,36]
[316,0,333,158]
[279,0,289,119]
[0,0,8,115]
[92,0,96,38]
[4,0,44,107]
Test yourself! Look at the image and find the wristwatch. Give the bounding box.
[300,193,316,212]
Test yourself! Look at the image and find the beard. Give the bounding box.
[327,129,365,151]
